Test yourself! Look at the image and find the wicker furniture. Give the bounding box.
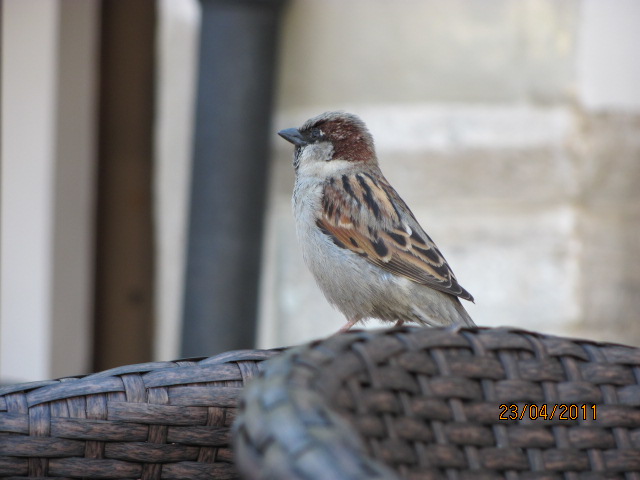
[234,327,640,479]
[0,349,278,479]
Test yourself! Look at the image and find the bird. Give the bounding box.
[278,111,475,332]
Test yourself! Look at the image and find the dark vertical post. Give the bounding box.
[181,0,287,357]
[94,1,156,371]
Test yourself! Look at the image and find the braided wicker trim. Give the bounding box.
[1,349,279,479]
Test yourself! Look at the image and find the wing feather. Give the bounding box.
[318,173,474,302]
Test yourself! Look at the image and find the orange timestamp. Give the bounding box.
[499,404,597,421]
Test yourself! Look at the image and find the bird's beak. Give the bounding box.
[278,128,308,147]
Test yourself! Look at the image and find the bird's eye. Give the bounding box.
[309,128,322,141]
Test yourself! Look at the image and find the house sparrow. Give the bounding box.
[278,111,475,331]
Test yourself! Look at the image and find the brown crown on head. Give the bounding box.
[302,112,377,164]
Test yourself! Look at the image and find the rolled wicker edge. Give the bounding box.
[233,341,399,480]
[233,326,640,479]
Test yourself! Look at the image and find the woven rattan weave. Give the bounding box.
[0,349,278,479]
[234,327,640,479]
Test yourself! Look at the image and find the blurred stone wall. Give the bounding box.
[258,0,640,348]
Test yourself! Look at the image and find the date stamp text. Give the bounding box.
[499,404,597,421]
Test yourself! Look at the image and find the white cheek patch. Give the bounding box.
[298,142,333,164]
[298,156,353,179]
[296,142,354,179]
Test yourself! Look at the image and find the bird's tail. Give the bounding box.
[410,291,476,327]
[452,297,476,327]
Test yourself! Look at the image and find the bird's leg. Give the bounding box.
[339,317,359,332]
[393,320,405,328]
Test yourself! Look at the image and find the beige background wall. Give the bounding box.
[1,0,638,383]
[258,0,640,348]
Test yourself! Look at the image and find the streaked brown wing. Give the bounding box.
[318,172,474,302]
